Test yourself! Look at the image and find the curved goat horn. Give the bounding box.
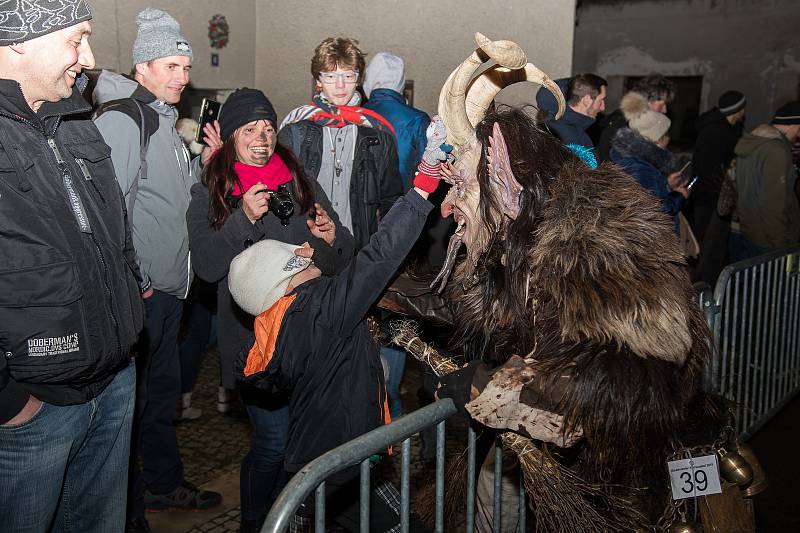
[465,64,566,126]
[439,32,566,147]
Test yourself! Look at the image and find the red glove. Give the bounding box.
[413,160,441,194]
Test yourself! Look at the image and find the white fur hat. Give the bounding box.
[621,92,671,143]
[228,240,311,316]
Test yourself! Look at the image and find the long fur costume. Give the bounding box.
[441,109,717,515]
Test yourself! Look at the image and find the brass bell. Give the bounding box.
[737,442,768,497]
[719,447,754,486]
[668,520,700,533]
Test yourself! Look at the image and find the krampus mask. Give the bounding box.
[431,33,565,291]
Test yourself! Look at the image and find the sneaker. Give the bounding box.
[180,406,202,420]
[125,517,151,533]
[144,480,222,511]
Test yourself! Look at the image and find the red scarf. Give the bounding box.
[232,154,293,196]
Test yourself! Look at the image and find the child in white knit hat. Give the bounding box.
[227,118,447,531]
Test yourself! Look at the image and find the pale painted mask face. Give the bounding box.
[432,124,522,292]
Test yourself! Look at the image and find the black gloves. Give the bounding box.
[436,360,488,416]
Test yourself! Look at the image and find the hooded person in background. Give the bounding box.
[730,101,800,262]
[610,92,689,235]
[363,52,430,190]
[0,2,144,532]
[93,8,221,533]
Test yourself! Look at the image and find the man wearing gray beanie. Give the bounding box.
[0,2,146,533]
[93,9,220,532]
[731,101,800,261]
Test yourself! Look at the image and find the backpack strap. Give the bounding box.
[94,98,158,216]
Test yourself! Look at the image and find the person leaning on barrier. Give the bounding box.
[228,118,449,532]
[187,87,353,533]
[0,2,144,531]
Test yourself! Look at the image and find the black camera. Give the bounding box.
[267,184,294,226]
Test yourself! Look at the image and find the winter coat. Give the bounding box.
[93,71,197,299]
[278,121,403,250]
[363,89,430,190]
[186,171,354,389]
[0,77,144,423]
[611,127,684,234]
[734,124,800,249]
[239,190,432,478]
[536,77,596,153]
[692,108,742,200]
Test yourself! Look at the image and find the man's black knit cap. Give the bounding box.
[772,101,800,126]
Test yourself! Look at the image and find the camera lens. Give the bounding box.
[268,186,294,225]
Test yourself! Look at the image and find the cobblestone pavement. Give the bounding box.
[156,345,468,533]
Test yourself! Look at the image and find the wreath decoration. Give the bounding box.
[208,14,229,49]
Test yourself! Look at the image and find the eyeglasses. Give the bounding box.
[319,71,359,84]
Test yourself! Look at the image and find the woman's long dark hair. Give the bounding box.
[203,130,314,229]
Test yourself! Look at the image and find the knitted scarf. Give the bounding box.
[280,92,395,135]
[232,154,293,196]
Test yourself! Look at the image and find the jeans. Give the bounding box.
[380,345,406,419]
[240,386,290,525]
[128,290,184,520]
[179,279,218,395]
[0,361,135,533]
[179,298,217,394]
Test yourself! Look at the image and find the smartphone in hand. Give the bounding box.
[196,98,221,144]
[687,175,699,190]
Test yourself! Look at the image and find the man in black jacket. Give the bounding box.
[278,37,403,251]
[689,90,746,241]
[0,2,144,532]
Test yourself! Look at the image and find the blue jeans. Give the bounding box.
[0,361,135,532]
[381,345,406,419]
[128,290,184,520]
[240,386,290,525]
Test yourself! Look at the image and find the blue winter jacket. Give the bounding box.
[610,128,684,235]
[363,89,430,191]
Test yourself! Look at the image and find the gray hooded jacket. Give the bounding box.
[93,70,196,298]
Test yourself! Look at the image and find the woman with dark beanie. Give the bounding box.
[186,88,354,532]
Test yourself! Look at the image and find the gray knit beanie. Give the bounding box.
[0,0,92,45]
[132,8,192,65]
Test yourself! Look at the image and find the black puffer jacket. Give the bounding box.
[0,78,144,423]
[187,173,354,389]
[278,122,402,250]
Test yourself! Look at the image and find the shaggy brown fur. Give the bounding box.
[444,108,715,516]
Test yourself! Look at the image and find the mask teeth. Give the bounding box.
[430,233,464,293]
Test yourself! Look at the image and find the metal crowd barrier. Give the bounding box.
[705,245,800,438]
[261,398,527,533]
[262,249,800,532]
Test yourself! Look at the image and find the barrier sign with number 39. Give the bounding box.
[667,454,723,500]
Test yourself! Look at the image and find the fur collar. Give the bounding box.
[610,127,674,174]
